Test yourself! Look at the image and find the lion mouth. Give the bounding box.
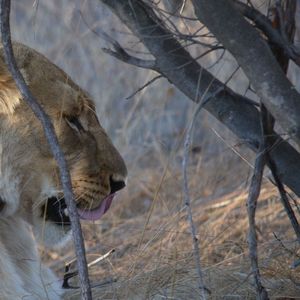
[42,193,116,225]
[77,193,115,221]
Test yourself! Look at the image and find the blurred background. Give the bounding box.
[9,1,300,298]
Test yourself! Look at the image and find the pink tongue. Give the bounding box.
[77,193,115,221]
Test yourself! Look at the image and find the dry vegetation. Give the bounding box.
[56,181,300,299]
[9,0,300,299]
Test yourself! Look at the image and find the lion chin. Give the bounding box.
[0,42,127,299]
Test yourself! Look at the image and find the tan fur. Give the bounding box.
[0,43,127,299]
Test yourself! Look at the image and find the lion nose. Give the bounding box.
[109,175,126,194]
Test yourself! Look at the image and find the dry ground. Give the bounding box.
[44,175,300,299]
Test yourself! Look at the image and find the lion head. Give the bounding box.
[0,43,127,246]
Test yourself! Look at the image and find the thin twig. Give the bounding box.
[63,249,115,289]
[246,104,269,299]
[179,0,187,14]
[267,156,300,242]
[79,9,156,70]
[273,232,299,258]
[182,98,208,299]
[126,75,162,99]
[233,0,300,67]
[0,1,92,299]
[273,232,300,269]
[288,193,300,217]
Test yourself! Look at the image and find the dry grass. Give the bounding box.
[9,1,300,299]
[44,176,300,299]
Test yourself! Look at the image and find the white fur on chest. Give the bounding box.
[0,217,63,299]
[0,143,21,217]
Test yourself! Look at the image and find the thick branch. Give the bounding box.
[102,47,155,69]
[233,1,300,67]
[261,0,300,243]
[192,0,300,146]
[0,1,92,299]
[99,0,300,197]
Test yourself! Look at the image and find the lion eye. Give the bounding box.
[65,116,84,133]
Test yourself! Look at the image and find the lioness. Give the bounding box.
[0,43,127,299]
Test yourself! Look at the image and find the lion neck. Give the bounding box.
[0,117,39,219]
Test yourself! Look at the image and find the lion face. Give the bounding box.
[0,43,127,246]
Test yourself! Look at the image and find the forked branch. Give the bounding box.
[192,0,300,146]
[99,0,300,197]
[233,1,300,67]
[246,104,269,299]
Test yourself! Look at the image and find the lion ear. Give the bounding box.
[0,63,22,114]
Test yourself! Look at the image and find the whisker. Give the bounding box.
[82,198,96,211]
[32,188,63,210]
[19,174,34,194]
[83,101,97,115]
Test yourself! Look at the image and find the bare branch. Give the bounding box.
[246,104,269,299]
[182,99,208,299]
[233,0,300,67]
[267,155,300,242]
[99,0,300,197]
[273,232,299,258]
[63,249,116,289]
[192,0,300,146]
[261,0,300,244]
[102,47,156,69]
[0,1,92,299]
[126,75,162,99]
[79,9,156,69]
